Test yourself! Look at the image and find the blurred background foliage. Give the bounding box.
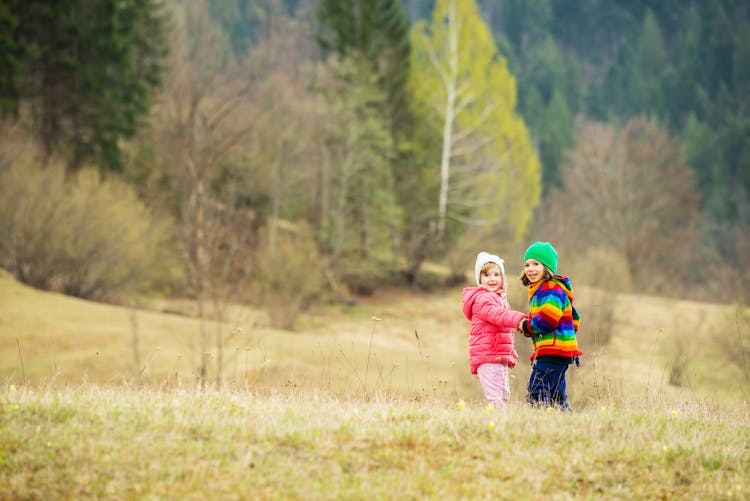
[1,0,748,326]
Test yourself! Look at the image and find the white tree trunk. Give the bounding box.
[437,0,458,238]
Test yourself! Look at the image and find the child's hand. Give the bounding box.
[519,318,533,337]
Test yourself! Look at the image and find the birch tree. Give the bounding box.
[409,0,540,242]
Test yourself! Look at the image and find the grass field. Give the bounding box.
[1,269,749,499]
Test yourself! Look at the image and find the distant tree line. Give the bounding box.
[478,0,749,292]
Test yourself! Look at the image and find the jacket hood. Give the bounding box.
[529,275,574,301]
[462,286,486,320]
[555,275,574,299]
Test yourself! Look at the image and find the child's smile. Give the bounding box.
[480,267,504,293]
[524,259,545,284]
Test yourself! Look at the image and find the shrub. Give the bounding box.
[570,246,632,292]
[0,136,179,300]
[721,301,750,387]
[253,221,326,330]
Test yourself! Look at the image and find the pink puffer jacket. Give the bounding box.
[462,287,527,373]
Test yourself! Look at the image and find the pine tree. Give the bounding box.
[3,0,168,172]
[0,0,24,114]
[634,10,666,111]
[317,0,411,135]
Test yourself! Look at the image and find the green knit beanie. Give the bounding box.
[523,241,558,274]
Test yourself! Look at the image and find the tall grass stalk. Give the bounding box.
[735,309,749,392]
[362,316,380,401]
[15,339,25,383]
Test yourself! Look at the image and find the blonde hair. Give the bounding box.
[480,262,505,291]
[481,262,501,276]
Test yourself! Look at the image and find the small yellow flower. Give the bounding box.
[456,400,466,410]
[671,410,679,417]
[8,384,16,393]
[662,445,669,453]
[546,406,556,414]
[487,421,496,431]
[484,404,493,414]
[599,406,607,415]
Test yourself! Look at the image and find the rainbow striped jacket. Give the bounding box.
[527,276,582,361]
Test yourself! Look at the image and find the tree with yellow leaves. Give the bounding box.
[409,0,540,243]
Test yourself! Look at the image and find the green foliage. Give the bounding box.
[206,0,261,55]
[2,0,168,172]
[0,0,23,114]
[315,0,415,286]
[515,34,579,196]
[1,386,749,499]
[316,0,411,133]
[409,0,541,242]
[490,0,750,234]
[317,0,407,58]
[537,89,574,190]
[317,56,402,287]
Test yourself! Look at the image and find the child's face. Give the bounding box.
[480,263,504,293]
[524,259,546,284]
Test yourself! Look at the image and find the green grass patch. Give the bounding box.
[1,385,748,499]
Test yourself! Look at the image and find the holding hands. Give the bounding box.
[516,318,533,337]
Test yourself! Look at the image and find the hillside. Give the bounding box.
[2,270,749,499]
[1,268,746,406]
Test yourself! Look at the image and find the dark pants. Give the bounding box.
[527,356,572,410]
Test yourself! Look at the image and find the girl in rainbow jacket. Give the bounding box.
[519,241,582,410]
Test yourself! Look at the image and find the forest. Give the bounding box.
[1,0,748,328]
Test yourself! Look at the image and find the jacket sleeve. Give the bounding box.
[474,294,526,329]
[529,284,567,334]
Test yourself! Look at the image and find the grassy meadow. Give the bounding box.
[1,269,749,499]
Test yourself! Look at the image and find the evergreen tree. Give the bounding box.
[3,0,167,172]
[732,23,750,111]
[539,89,574,190]
[0,0,23,114]
[317,0,415,282]
[634,9,666,111]
[317,0,411,133]
[520,36,576,191]
[206,0,261,55]
[704,1,734,96]
[319,56,402,276]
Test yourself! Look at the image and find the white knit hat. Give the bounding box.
[475,251,505,286]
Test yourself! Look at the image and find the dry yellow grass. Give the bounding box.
[1,268,747,406]
[2,270,750,499]
[1,385,748,500]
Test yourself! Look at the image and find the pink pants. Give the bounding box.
[477,362,511,407]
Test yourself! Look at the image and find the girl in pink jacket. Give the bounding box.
[462,252,528,407]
